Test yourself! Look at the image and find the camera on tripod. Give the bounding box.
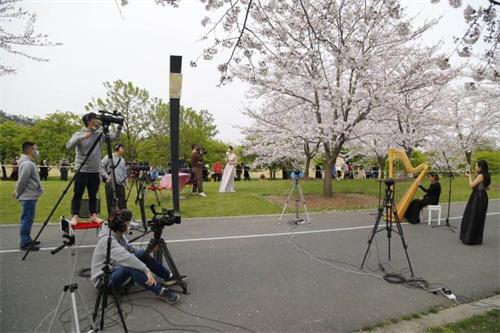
[127,161,150,172]
[290,170,305,180]
[148,204,181,229]
[97,110,124,126]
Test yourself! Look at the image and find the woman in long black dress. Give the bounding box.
[460,160,490,245]
[404,172,441,224]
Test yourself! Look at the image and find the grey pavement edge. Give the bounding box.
[367,294,500,333]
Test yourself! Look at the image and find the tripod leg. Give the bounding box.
[92,285,103,323]
[154,189,161,207]
[361,197,387,269]
[69,289,81,333]
[47,287,67,333]
[278,184,295,223]
[297,184,312,226]
[160,240,187,293]
[76,288,98,332]
[110,288,128,332]
[394,213,415,277]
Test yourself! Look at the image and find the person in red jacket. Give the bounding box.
[213,160,223,182]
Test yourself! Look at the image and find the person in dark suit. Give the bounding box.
[404,172,441,224]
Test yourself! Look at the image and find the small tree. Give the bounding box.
[86,80,150,160]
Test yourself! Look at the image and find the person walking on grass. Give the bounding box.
[12,142,44,251]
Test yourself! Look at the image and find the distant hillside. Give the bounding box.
[0,110,35,125]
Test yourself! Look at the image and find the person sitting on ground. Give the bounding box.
[90,210,180,304]
[404,172,441,224]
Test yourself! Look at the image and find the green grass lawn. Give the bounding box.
[0,175,498,224]
[427,309,500,333]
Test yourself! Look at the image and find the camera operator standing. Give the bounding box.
[101,144,128,217]
[190,144,206,197]
[66,112,122,225]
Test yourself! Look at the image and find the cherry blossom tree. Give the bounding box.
[232,0,454,196]
[431,0,499,82]
[431,84,500,168]
[241,99,321,178]
[0,0,60,76]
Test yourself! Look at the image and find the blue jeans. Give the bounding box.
[19,200,37,247]
[110,249,171,295]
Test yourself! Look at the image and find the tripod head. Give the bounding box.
[51,217,76,255]
[148,204,181,238]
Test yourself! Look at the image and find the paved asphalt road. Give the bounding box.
[0,201,498,332]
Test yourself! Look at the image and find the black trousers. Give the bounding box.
[71,172,100,216]
[405,198,436,224]
[105,182,127,217]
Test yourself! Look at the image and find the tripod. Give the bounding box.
[92,124,129,332]
[360,179,414,277]
[278,178,311,226]
[432,152,456,232]
[23,121,120,260]
[92,226,128,332]
[129,206,188,295]
[48,220,97,333]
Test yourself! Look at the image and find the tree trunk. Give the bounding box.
[377,156,386,179]
[1,159,7,179]
[465,151,472,168]
[304,156,311,178]
[323,159,333,197]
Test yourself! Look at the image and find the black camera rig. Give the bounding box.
[148,204,181,231]
[97,110,124,126]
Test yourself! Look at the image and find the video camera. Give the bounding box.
[290,170,305,180]
[148,204,181,230]
[98,110,124,126]
[127,161,150,172]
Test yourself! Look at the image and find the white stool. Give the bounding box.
[426,205,442,226]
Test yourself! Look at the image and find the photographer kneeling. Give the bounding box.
[90,210,180,304]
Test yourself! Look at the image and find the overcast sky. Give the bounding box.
[0,0,474,143]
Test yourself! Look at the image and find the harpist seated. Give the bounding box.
[404,172,441,224]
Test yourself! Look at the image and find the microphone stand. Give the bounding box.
[433,152,457,232]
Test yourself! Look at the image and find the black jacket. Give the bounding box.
[419,182,441,205]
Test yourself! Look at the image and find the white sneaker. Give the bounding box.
[198,192,207,197]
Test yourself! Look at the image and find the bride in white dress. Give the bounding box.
[219,146,237,193]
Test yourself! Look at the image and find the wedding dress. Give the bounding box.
[219,152,236,192]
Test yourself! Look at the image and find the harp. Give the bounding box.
[387,148,429,220]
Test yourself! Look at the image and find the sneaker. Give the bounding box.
[198,192,207,197]
[20,243,40,251]
[161,275,187,288]
[160,287,180,304]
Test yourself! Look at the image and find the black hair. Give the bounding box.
[114,144,125,152]
[22,141,35,153]
[109,209,133,233]
[228,145,233,150]
[82,112,97,127]
[476,160,491,187]
[428,172,439,181]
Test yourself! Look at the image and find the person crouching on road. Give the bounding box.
[12,142,44,251]
[90,210,180,304]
